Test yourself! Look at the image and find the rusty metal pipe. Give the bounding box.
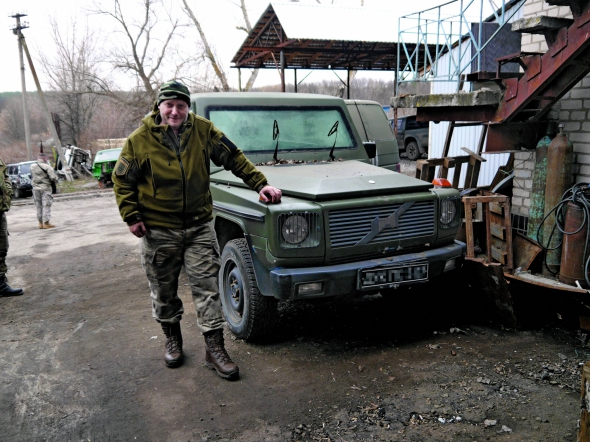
[559,202,589,287]
[542,126,573,275]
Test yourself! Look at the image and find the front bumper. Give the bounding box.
[268,240,466,300]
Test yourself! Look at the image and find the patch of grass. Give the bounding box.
[57,177,101,194]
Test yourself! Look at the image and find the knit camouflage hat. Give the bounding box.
[157,80,191,106]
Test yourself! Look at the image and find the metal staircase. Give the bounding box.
[394,0,590,153]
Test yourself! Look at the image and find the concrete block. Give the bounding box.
[573,143,590,154]
[515,151,532,161]
[571,111,587,120]
[569,132,590,143]
[521,207,530,217]
[565,122,581,131]
[524,198,531,207]
[512,196,523,206]
[572,88,590,99]
[514,169,532,179]
[522,43,541,53]
[561,100,583,109]
[560,111,571,120]
[582,76,590,88]
[523,160,535,170]
[525,179,533,189]
[576,154,590,164]
[558,6,573,18]
[580,165,590,175]
[513,188,529,197]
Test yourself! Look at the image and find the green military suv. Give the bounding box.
[191,92,465,340]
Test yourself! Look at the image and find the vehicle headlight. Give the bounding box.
[281,215,309,244]
[278,212,321,248]
[440,196,461,229]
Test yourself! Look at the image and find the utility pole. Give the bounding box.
[10,13,32,161]
[11,14,73,180]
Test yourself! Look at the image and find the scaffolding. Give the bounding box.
[396,0,525,92]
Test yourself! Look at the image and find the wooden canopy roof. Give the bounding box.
[231,3,429,73]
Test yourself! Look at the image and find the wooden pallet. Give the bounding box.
[462,190,513,270]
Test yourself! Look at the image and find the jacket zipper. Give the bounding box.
[146,157,157,197]
[165,130,187,223]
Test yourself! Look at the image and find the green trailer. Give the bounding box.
[92,148,122,188]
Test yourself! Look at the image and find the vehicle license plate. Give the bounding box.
[358,263,428,290]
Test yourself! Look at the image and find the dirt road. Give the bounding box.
[1,193,587,441]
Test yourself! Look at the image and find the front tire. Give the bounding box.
[219,238,277,341]
[406,141,420,161]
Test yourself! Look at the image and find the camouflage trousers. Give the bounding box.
[32,189,53,223]
[140,221,224,334]
[0,212,8,278]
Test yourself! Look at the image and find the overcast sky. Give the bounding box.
[2,0,453,94]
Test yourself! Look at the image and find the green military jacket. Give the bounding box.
[113,108,268,229]
[0,159,13,212]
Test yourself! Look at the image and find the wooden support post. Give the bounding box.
[579,361,590,441]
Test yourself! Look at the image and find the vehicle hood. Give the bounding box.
[210,160,432,201]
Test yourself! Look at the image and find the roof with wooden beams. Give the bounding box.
[230,2,430,72]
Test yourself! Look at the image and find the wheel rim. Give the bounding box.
[408,144,417,158]
[223,261,244,321]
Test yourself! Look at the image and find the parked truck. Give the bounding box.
[190,92,464,340]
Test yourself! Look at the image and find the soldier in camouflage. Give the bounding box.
[0,158,23,297]
[31,153,57,229]
[112,80,281,380]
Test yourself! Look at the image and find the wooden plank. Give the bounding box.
[490,201,504,215]
[504,272,589,293]
[490,223,506,240]
[491,245,507,264]
[464,201,477,259]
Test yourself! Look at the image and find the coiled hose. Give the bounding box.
[537,183,590,286]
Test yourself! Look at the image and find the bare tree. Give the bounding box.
[181,0,230,91]
[181,0,260,92]
[90,0,183,120]
[0,95,47,147]
[39,17,102,146]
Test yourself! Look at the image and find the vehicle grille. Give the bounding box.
[328,201,435,248]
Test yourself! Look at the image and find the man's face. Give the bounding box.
[158,99,189,130]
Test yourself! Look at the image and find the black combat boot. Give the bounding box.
[204,329,239,380]
[0,277,23,297]
[160,322,183,368]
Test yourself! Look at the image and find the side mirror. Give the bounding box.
[363,141,377,159]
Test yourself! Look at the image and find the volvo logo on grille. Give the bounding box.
[355,202,415,246]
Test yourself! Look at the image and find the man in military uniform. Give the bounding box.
[0,157,23,297]
[31,153,57,229]
[112,80,281,380]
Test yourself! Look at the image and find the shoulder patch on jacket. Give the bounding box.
[220,135,238,152]
[114,157,130,177]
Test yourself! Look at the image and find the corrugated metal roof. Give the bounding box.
[270,2,399,43]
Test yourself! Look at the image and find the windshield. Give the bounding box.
[207,106,357,153]
[19,163,32,175]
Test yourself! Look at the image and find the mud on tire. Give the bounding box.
[219,238,277,341]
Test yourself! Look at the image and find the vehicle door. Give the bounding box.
[346,102,400,170]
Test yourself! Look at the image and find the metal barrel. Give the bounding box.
[543,128,574,275]
[559,202,588,287]
[527,135,551,244]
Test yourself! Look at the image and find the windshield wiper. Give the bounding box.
[272,120,280,162]
[327,121,339,161]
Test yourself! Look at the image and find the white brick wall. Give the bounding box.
[511,0,587,216]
